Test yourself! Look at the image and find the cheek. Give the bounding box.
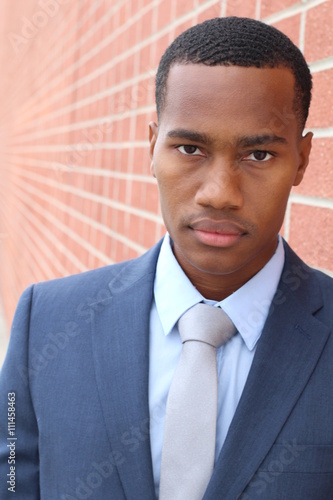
[158,180,186,215]
[155,162,193,202]
[252,169,295,203]
[257,186,291,230]
[241,174,293,232]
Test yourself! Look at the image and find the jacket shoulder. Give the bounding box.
[283,240,333,324]
[31,239,163,302]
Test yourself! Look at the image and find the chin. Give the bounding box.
[190,257,244,276]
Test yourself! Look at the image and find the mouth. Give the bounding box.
[189,219,248,248]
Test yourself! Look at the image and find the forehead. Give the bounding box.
[160,64,297,139]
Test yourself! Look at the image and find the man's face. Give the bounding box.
[149,64,312,295]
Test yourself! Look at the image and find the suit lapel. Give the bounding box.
[91,243,162,499]
[205,245,331,499]
[90,240,330,499]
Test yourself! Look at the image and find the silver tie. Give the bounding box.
[159,303,237,500]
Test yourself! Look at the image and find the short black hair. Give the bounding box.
[155,17,312,130]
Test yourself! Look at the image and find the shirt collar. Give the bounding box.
[153,234,285,351]
[219,237,284,350]
[153,234,203,336]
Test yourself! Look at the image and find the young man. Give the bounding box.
[1,16,332,500]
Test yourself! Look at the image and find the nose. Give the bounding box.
[194,159,244,210]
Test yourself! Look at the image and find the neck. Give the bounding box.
[182,271,255,301]
[172,238,279,302]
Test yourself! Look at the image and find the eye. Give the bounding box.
[177,145,205,156]
[244,150,274,162]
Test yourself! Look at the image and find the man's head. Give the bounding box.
[149,17,313,300]
[155,17,312,131]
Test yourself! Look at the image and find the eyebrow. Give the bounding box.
[166,128,288,148]
[237,134,288,148]
[166,128,213,145]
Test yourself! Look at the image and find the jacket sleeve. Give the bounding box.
[0,285,40,499]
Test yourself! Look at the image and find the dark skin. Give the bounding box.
[149,64,312,301]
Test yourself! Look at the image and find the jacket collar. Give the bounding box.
[91,238,330,499]
[91,241,162,499]
[204,241,330,498]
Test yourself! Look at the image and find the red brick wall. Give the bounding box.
[0,0,332,330]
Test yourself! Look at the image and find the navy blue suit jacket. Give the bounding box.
[1,240,333,499]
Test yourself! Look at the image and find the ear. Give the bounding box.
[293,131,313,186]
[149,121,158,177]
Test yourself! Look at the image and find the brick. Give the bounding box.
[119,149,130,173]
[288,204,333,271]
[226,0,257,18]
[141,218,159,248]
[175,0,196,17]
[115,178,127,204]
[135,76,155,108]
[153,33,170,68]
[306,69,333,129]
[138,43,153,73]
[132,147,151,175]
[119,30,131,55]
[157,0,174,31]
[135,112,150,141]
[197,3,221,24]
[261,0,298,19]
[271,14,301,47]
[0,0,332,330]
[141,182,160,213]
[304,2,333,62]
[292,137,333,199]
[141,7,154,39]
[118,3,127,26]
[174,19,196,39]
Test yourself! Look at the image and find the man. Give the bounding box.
[1,16,332,500]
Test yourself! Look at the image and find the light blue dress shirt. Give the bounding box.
[149,234,285,496]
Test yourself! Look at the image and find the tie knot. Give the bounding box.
[178,303,237,349]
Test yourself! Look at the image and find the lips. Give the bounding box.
[189,218,247,247]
